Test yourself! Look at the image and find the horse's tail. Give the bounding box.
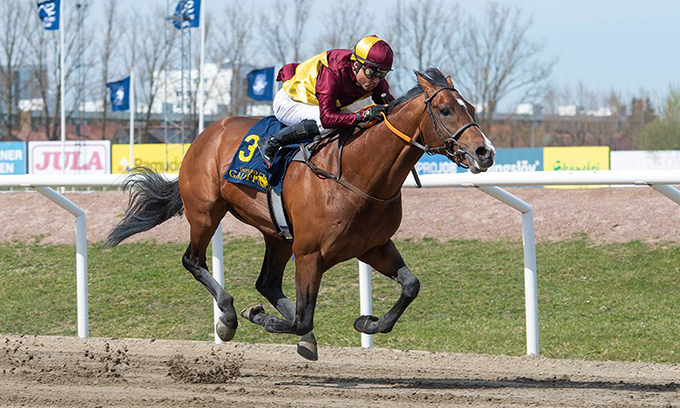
[106,167,184,247]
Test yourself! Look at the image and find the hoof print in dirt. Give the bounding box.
[167,349,244,384]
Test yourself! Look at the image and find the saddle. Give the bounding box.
[224,116,351,243]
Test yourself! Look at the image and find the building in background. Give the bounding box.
[148,61,272,118]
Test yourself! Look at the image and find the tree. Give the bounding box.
[261,0,312,65]
[124,7,175,140]
[541,83,623,148]
[53,1,93,140]
[0,0,32,139]
[211,0,256,117]
[383,0,463,95]
[99,0,119,138]
[624,95,655,147]
[636,85,680,150]
[394,0,461,71]
[315,0,365,51]
[455,2,555,131]
[588,90,623,148]
[22,0,92,141]
[24,21,52,140]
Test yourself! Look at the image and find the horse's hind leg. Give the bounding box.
[354,239,420,335]
[241,235,318,360]
[181,198,238,341]
[242,251,323,339]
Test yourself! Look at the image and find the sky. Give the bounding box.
[90,0,680,108]
[515,0,680,100]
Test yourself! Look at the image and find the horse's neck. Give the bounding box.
[343,101,424,200]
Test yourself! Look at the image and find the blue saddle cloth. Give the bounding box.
[224,116,312,194]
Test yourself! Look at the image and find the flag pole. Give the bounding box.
[197,0,205,134]
[60,0,65,174]
[129,69,135,170]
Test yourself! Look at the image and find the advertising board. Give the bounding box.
[611,150,680,171]
[112,144,190,174]
[0,142,27,175]
[543,146,610,188]
[487,148,543,172]
[28,141,111,174]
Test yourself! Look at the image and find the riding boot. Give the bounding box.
[258,120,320,168]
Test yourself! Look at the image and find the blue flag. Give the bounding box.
[173,0,201,29]
[106,76,131,112]
[247,67,275,101]
[37,0,60,30]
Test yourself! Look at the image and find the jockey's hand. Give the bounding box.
[358,104,387,123]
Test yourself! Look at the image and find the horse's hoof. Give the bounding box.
[353,315,380,334]
[240,304,265,323]
[216,318,236,342]
[297,340,318,361]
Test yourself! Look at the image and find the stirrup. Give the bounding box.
[258,139,277,168]
[261,149,275,168]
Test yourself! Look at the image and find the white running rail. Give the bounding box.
[1,170,679,356]
[358,170,680,355]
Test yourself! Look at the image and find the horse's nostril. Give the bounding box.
[475,147,488,158]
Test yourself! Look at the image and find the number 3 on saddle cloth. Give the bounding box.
[224,116,312,242]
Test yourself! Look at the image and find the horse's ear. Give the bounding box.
[416,72,436,95]
[446,76,455,88]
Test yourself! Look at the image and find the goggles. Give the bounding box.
[362,65,389,79]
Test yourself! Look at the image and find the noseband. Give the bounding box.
[381,86,479,169]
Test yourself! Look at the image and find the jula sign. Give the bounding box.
[28,141,111,174]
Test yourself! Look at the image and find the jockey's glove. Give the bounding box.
[357,104,388,123]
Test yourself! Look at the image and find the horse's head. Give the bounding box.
[414,70,495,173]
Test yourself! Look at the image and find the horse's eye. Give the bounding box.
[440,107,451,116]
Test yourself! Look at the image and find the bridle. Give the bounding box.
[381,86,479,169]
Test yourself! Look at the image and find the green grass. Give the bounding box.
[0,237,678,363]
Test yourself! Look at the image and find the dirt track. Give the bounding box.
[1,335,678,407]
[1,187,679,244]
[1,188,679,407]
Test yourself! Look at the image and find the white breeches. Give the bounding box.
[273,89,332,135]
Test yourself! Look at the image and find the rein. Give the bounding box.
[300,131,402,204]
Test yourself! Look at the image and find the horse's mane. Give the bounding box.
[388,68,450,112]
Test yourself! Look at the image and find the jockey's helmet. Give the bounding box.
[351,35,393,72]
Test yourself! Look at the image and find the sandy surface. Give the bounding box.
[1,188,679,407]
[1,187,679,244]
[1,335,678,408]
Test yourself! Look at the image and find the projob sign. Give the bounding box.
[28,141,111,175]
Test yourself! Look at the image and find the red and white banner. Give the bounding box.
[28,141,111,175]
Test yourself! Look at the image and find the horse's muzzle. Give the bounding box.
[466,145,495,173]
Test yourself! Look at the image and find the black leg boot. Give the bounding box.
[257,120,320,167]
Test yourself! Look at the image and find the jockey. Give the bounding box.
[257,35,396,167]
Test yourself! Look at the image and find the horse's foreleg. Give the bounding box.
[257,252,323,337]
[242,236,318,360]
[354,239,420,335]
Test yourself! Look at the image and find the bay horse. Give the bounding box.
[107,68,495,360]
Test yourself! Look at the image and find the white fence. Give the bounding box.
[1,170,679,355]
